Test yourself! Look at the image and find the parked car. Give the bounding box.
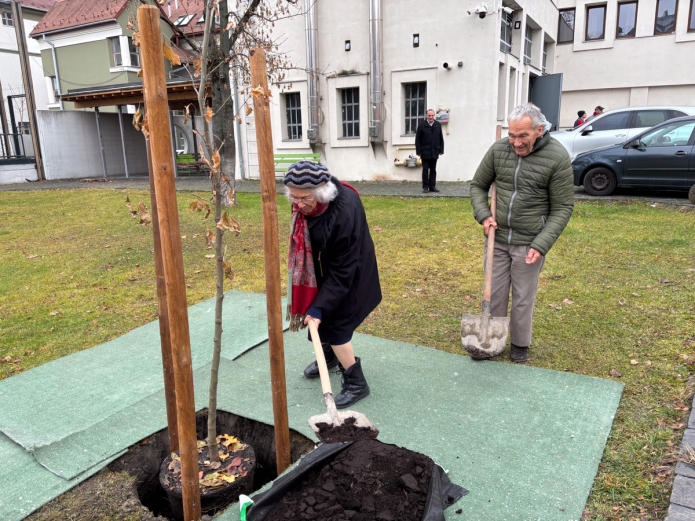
[572,116,695,197]
[552,106,695,160]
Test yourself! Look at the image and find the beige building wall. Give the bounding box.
[555,0,695,128]
[267,0,560,182]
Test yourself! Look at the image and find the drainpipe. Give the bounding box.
[43,35,63,110]
[369,0,384,143]
[232,69,246,179]
[304,0,320,144]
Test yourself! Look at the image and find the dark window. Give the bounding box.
[285,92,302,140]
[617,1,638,37]
[18,122,30,135]
[672,110,689,118]
[50,76,59,100]
[640,121,695,147]
[632,110,671,128]
[341,88,360,138]
[1,11,13,26]
[558,9,575,43]
[689,0,695,31]
[523,26,532,63]
[542,41,548,74]
[128,38,140,67]
[500,12,513,52]
[111,37,123,67]
[590,112,631,131]
[404,82,426,135]
[586,5,607,40]
[655,0,678,34]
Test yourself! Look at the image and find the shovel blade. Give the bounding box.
[461,313,510,359]
[308,409,378,440]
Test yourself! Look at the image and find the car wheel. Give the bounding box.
[583,167,617,196]
[689,184,695,205]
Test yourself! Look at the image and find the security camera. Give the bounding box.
[500,6,514,15]
[467,3,490,18]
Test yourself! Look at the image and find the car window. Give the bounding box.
[590,112,631,131]
[632,110,670,128]
[671,110,688,118]
[640,121,695,148]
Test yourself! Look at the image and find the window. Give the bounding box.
[586,5,607,40]
[590,112,631,131]
[174,13,195,26]
[640,121,695,147]
[542,41,548,74]
[128,37,140,67]
[558,9,575,43]
[689,0,695,31]
[655,0,677,34]
[523,26,532,64]
[616,2,638,37]
[1,11,13,26]
[403,82,426,135]
[18,122,30,135]
[341,88,359,138]
[112,37,123,66]
[285,92,302,140]
[50,76,59,99]
[632,110,671,128]
[500,11,512,52]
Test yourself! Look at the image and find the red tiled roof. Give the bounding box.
[20,0,57,12]
[29,0,128,37]
[162,0,205,37]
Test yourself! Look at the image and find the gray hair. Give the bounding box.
[508,103,550,130]
[285,181,338,204]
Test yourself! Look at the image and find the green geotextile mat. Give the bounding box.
[0,290,285,478]
[212,331,624,521]
[0,431,125,520]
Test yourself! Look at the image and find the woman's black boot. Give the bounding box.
[303,343,340,378]
[335,357,370,409]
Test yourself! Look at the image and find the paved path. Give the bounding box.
[1,175,693,207]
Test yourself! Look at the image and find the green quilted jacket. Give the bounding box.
[470,132,574,255]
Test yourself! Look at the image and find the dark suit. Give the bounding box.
[415,120,445,190]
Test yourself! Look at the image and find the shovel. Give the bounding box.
[307,320,379,442]
[461,182,510,359]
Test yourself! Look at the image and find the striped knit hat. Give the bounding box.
[282,161,331,188]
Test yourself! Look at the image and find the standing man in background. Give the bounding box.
[415,109,444,194]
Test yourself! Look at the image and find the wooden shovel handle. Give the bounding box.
[308,321,333,397]
[482,182,498,305]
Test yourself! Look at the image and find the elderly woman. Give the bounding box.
[284,161,381,409]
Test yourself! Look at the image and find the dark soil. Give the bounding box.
[264,440,434,521]
[315,417,379,443]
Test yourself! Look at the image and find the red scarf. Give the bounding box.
[286,182,359,331]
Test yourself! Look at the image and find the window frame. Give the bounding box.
[284,92,302,141]
[654,0,679,35]
[688,0,695,31]
[589,111,632,132]
[585,4,607,41]
[403,82,427,136]
[1,11,13,27]
[630,109,672,129]
[500,11,513,53]
[112,37,123,67]
[523,25,532,64]
[616,1,638,38]
[340,87,360,139]
[542,41,548,74]
[558,8,576,44]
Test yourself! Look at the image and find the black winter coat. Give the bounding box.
[415,120,444,159]
[307,178,382,344]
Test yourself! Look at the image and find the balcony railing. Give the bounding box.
[0,133,31,160]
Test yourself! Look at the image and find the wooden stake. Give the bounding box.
[249,47,291,474]
[137,6,200,520]
[146,138,179,453]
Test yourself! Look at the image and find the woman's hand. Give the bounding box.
[304,315,321,327]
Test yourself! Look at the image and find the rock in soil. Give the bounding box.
[315,417,379,443]
[264,440,434,521]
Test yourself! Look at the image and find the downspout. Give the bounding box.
[43,35,64,110]
[232,69,246,179]
[304,0,320,144]
[369,0,383,143]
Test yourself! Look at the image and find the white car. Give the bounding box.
[551,106,695,160]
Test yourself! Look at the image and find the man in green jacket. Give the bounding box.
[470,103,574,363]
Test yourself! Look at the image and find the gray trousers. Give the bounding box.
[484,239,545,347]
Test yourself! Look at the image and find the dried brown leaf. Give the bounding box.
[132,107,142,131]
[183,104,190,125]
[223,260,234,281]
[205,106,213,123]
[132,31,140,47]
[217,210,240,236]
[205,227,215,245]
[245,105,252,116]
[127,20,135,30]
[609,369,622,378]
[137,69,142,78]
[193,57,202,78]
[235,115,242,124]
[211,150,220,173]
[162,41,181,66]
[137,202,151,226]
[141,117,150,140]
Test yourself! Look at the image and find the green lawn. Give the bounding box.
[1,189,694,520]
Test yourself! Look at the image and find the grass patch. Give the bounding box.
[1,189,694,519]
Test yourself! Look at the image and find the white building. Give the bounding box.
[266,0,563,182]
[555,0,695,129]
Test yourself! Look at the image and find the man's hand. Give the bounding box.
[304,315,321,326]
[526,248,542,265]
[482,217,498,236]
